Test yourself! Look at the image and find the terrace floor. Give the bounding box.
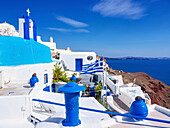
[112,94,129,113]
[0,83,32,96]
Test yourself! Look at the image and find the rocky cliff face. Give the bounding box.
[108,68,170,109]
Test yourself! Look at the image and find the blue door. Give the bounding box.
[75,59,83,71]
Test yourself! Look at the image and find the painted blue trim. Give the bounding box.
[24,17,30,40]
[9,92,14,95]
[33,99,65,106]
[33,20,37,41]
[24,16,37,41]
[43,85,55,92]
[44,74,48,84]
[32,99,170,124]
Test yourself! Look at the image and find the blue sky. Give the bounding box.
[0,0,170,57]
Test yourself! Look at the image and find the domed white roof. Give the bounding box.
[0,22,19,36]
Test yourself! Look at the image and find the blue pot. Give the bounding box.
[70,76,77,82]
[30,76,39,87]
[130,96,148,120]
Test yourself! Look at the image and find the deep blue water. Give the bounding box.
[106,59,170,86]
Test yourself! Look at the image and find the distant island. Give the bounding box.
[105,57,170,60]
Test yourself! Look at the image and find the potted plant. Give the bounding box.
[52,63,70,83]
[52,63,71,92]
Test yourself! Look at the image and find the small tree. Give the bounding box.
[52,63,70,83]
[95,82,103,101]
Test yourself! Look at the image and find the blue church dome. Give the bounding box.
[0,35,52,66]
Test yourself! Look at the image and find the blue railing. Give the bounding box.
[32,99,170,124]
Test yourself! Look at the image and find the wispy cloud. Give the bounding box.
[47,27,89,33]
[92,0,145,19]
[57,16,88,27]
[74,29,89,33]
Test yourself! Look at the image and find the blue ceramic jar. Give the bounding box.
[130,96,148,120]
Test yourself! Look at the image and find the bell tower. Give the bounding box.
[19,9,37,41]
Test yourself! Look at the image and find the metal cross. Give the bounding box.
[26,9,30,16]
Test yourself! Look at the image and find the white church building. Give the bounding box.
[0,9,97,88]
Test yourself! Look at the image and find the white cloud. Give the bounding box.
[57,16,88,27]
[92,0,145,19]
[48,28,70,32]
[47,27,89,33]
[74,29,89,33]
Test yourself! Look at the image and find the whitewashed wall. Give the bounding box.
[60,52,96,71]
[37,36,56,51]
[104,74,121,95]
[19,18,25,38]
[29,81,45,98]
[119,86,145,107]
[106,76,116,94]
[118,91,134,108]
[38,41,56,51]
[0,62,56,86]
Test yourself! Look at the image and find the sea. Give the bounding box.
[106,59,170,86]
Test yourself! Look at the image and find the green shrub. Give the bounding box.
[52,63,71,83]
[95,82,103,101]
[95,82,103,92]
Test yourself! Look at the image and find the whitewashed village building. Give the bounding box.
[57,51,96,71]
[0,9,169,128]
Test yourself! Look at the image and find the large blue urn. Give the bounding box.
[130,96,148,121]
